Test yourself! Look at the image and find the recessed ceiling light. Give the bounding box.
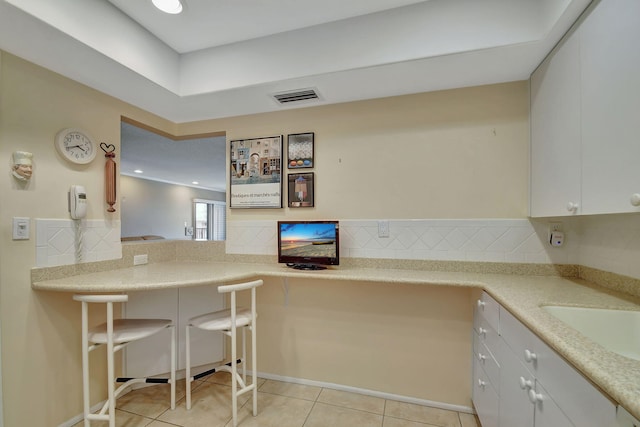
[134,169,144,174]
[192,181,199,185]
[152,0,183,14]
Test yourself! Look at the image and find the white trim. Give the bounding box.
[57,401,105,427]
[256,371,475,415]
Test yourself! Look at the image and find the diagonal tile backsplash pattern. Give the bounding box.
[35,215,640,281]
[226,219,577,265]
[36,219,121,267]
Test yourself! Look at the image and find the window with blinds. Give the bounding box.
[194,199,226,241]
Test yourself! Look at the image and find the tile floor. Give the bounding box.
[72,372,480,427]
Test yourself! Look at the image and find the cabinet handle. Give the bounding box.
[478,327,487,336]
[477,300,486,309]
[519,376,533,389]
[478,379,486,388]
[477,352,487,362]
[524,349,537,363]
[566,202,579,213]
[631,193,640,207]
[528,389,544,404]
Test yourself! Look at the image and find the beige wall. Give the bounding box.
[252,278,476,406]
[0,51,529,425]
[0,53,173,426]
[182,82,530,220]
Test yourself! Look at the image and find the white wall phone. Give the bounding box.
[69,185,87,219]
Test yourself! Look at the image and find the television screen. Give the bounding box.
[277,220,339,270]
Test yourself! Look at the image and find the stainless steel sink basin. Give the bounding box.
[542,305,640,361]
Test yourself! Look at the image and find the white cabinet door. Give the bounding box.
[124,289,178,378]
[530,27,582,217]
[178,285,224,370]
[124,286,224,376]
[531,381,574,427]
[580,0,640,214]
[498,338,534,427]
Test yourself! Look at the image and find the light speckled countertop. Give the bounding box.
[32,261,640,419]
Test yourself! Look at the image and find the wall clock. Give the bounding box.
[54,128,97,165]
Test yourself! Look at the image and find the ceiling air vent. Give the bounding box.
[271,88,321,105]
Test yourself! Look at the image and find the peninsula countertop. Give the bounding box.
[32,261,640,419]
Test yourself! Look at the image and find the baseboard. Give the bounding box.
[256,371,475,415]
[59,368,475,426]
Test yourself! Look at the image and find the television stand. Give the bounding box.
[286,263,327,271]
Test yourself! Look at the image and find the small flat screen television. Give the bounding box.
[277,220,339,270]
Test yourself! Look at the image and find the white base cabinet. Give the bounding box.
[472,292,617,427]
[123,286,224,377]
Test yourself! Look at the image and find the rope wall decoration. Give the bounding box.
[100,142,117,213]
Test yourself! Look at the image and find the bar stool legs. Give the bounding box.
[74,294,176,426]
[185,279,263,426]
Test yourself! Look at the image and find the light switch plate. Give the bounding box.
[12,217,30,240]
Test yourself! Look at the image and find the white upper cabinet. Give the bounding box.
[530,30,582,217]
[579,0,640,214]
[530,0,640,217]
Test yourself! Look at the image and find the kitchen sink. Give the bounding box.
[542,305,640,361]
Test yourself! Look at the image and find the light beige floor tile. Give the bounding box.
[229,392,315,427]
[158,382,247,427]
[459,412,479,427]
[117,379,186,418]
[304,402,384,427]
[385,401,460,427]
[383,416,437,427]
[205,371,266,389]
[70,409,153,427]
[147,420,185,426]
[317,388,385,414]
[258,379,322,401]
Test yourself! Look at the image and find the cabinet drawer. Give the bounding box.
[475,292,500,333]
[474,331,500,390]
[473,357,499,427]
[474,312,500,359]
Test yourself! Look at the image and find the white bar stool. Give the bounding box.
[73,294,176,427]
[185,279,263,427]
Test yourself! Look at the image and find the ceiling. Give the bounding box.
[120,122,227,192]
[0,0,592,123]
[0,0,593,191]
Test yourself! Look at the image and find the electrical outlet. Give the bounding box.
[378,220,390,238]
[549,222,563,232]
[133,254,148,265]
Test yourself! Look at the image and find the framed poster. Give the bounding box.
[230,135,283,208]
[288,172,314,208]
[287,132,314,169]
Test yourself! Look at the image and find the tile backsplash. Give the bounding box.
[226,219,578,265]
[35,219,121,267]
[35,214,640,281]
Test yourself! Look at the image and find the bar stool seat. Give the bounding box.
[88,318,173,344]
[73,294,176,427]
[189,308,253,330]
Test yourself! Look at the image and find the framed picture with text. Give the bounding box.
[229,135,283,208]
